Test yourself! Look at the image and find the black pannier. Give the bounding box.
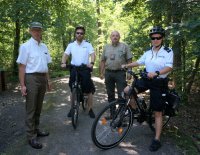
[164,90,181,117]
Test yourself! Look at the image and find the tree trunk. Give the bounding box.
[186,56,200,94]
[13,19,20,76]
[171,0,183,92]
[181,38,187,93]
[96,0,102,75]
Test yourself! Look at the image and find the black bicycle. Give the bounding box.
[70,65,89,129]
[91,70,178,149]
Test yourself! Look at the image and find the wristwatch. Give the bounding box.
[155,71,160,76]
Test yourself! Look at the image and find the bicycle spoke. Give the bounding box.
[91,101,133,149]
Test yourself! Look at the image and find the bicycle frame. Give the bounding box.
[71,67,82,108]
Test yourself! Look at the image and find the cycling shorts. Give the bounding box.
[133,78,168,112]
[69,67,95,94]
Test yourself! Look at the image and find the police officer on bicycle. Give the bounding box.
[122,26,173,151]
[61,25,96,118]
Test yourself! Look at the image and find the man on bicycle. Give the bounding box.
[61,25,96,118]
[122,26,173,151]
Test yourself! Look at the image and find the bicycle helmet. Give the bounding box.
[149,26,165,37]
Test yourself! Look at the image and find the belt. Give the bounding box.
[105,69,123,72]
[26,72,46,76]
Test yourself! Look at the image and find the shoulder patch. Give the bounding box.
[164,46,172,53]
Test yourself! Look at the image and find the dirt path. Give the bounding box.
[0,76,183,155]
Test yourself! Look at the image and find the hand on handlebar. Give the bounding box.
[87,63,93,69]
[121,64,127,69]
[147,72,158,79]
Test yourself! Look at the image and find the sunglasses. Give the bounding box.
[76,32,84,35]
[151,37,163,40]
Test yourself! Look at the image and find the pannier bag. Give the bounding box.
[164,89,181,117]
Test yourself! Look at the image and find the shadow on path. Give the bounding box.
[0,76,183,155]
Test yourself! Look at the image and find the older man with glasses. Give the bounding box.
[17,22,51,149]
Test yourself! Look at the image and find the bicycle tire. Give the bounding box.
[91,100,133,149]
[148,110,171,132]
[72,108,79,129]
[71,88,80,129]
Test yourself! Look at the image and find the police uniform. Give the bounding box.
[101,42,133,102]
[135,46,173,111]
[65,40,95,93]
[16,37,51,140]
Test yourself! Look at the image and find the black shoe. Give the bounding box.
[149,139,161,152]
[68,109,73,117]
[36,129,49,137]
[88,109,95,118]
[28,138,42,149]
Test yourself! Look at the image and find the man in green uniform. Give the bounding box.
[100,30,132,103]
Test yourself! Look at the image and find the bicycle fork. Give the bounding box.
[110,102,130,128]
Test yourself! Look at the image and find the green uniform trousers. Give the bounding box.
[105,70,127,102]
[25,73,47,140]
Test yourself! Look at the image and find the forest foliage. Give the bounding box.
[0,0,199,102]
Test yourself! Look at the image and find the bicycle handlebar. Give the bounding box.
[64,63,93,72]
[124,68,158,79]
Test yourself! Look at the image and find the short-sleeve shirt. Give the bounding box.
[137,46,173,78]
[101,42,132,70]
[65,40,94,66]
[16,37,52,73]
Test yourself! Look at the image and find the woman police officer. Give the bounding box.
[122,26,174,151]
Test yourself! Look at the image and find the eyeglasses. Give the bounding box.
[151,37,163,40]
[76,32,84,35]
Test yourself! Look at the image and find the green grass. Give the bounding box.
[164,129,199,155]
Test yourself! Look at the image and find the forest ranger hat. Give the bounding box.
[29,22,43,29]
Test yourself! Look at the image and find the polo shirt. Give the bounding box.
[65,40,94,66]
[16,37,51,73]
[137,46,173,78]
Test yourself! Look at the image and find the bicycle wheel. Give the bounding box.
[148,109,171,132]
[91,100,133,149]
[71,88,80,129]
[72,108,79,129]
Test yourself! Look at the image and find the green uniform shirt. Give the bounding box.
[101,42,132,70]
